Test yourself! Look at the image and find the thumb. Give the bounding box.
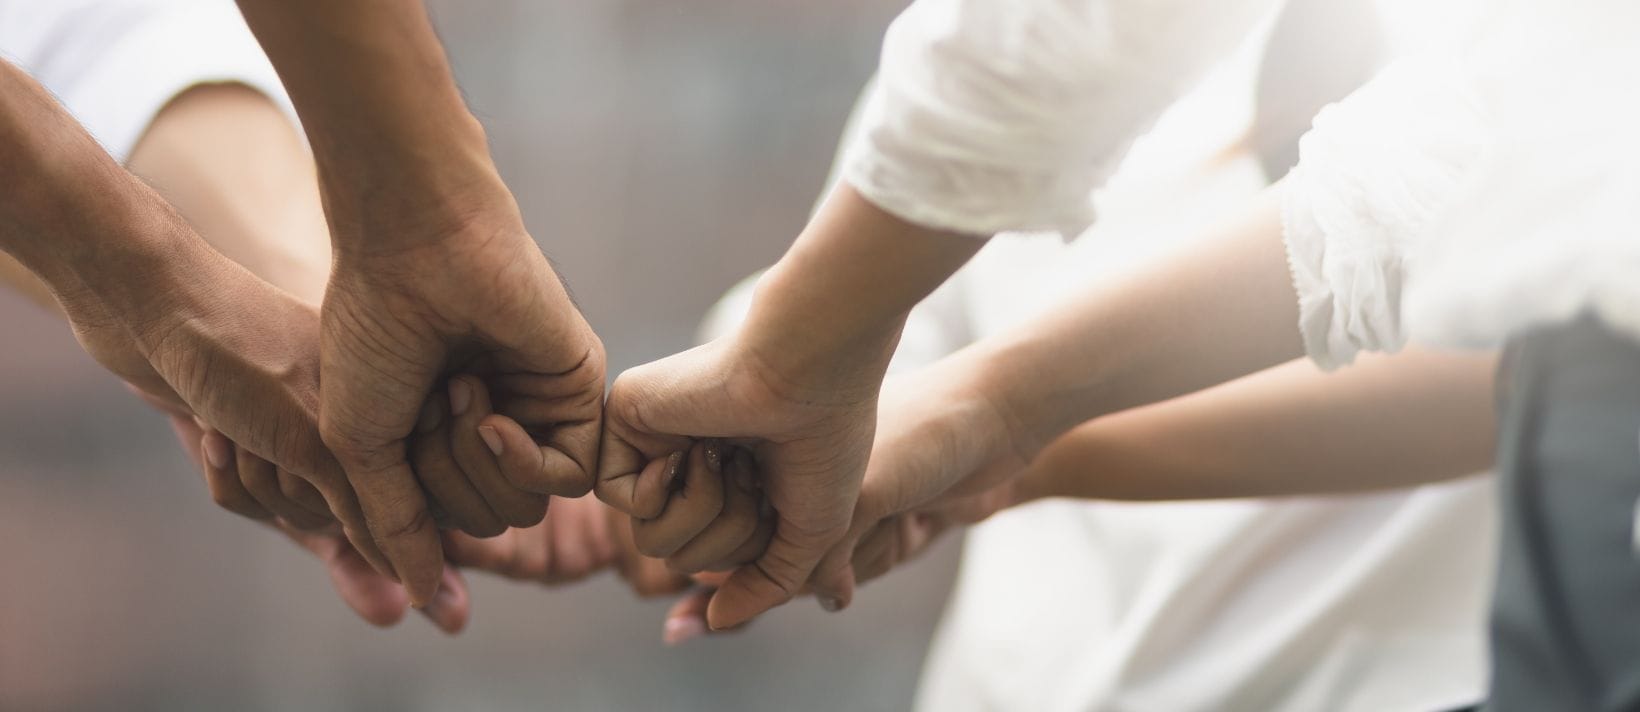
[280,524,410,629]
[705,521,844,630]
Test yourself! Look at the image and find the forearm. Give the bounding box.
[0,60,196,315]
[0,82,328,315]
[1012,349,1497,503]
[233,0,507,250]
[741,183,984,396]
[967,187,1304,457]
[126,84,331,303]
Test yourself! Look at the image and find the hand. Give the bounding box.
[808,359,1032,599]
[160,411,470,633]
[597,331,882,630]
[441,492,695,598]
[59,233,395,579]
[317,204,606,605]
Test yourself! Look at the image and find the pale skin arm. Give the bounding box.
[804,184,1347,599]
[1010,348,1497,504]
[0,83,327,305]
[664,347,1498,644]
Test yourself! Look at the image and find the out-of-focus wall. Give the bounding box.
[0,2,963,710]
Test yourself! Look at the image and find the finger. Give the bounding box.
[632,442,724,560]
[337,455,445,608]
[483,371,602,499]
[166,414,207,470]
[608,505,691,597]
[662,586,715,646]
[701,454,772,571]
[544,496,613,583]
[417,566,471,635]
[705,508,774,572]
[595,434,685,520]
[594,370,695,519]
[442,528,523,576]
[239,445,331,530]
[410,390,507,537]
[277,468,334,521]
[481,412,597,498]
[667,459,761,573]
[704,517,852,630]
[449,376,547,528]
[848,519,899,585]
[200,429,274,521]
[280,523,410,629]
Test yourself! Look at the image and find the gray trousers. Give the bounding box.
[1483,318,1640,711]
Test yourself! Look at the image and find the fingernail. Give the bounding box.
[664,616,707,646]
[478,425,504,457]
[703,441,722,474]
[819,596,842,612]
[449,379,472,416]
[204,435,231,470]
[665,451,685,488]
[417,399,443,433]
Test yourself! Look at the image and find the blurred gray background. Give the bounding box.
[0,2,968,710]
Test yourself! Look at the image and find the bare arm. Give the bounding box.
[1012,348,1497,504]
[0,83,327,307]
[234,0,610,606]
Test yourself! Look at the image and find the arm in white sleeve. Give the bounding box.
[1280,57,1488,369]
[844,0,1280,238]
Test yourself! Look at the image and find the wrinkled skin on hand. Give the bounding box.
[316,212,606,605]
[156,406,470,634]
[63,238,394,579]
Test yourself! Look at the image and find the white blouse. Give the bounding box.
[0,0,292,164]
[1284,0,1640,364]
[842,0,1280,239]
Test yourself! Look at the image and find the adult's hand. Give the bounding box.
[162,411,470,634]
[232,0,607,605]
[316,210,606,603]
[441,493,694,598]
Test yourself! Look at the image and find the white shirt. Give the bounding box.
[0,0,291,165]
[842,0,1281,239]
[1283,0,1640,363]
[702,21,1492,710]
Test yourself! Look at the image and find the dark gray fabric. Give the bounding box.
[1483,317,1640,712]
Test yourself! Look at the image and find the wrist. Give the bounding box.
[735,261,904,404]
[322,132,518,252]
[961,339,1066,465]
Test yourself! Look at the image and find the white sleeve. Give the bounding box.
[0,0,294,165]
[1280,57,1487,369]
[842,0,1279,238]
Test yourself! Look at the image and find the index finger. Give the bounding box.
[329,452,445,608]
